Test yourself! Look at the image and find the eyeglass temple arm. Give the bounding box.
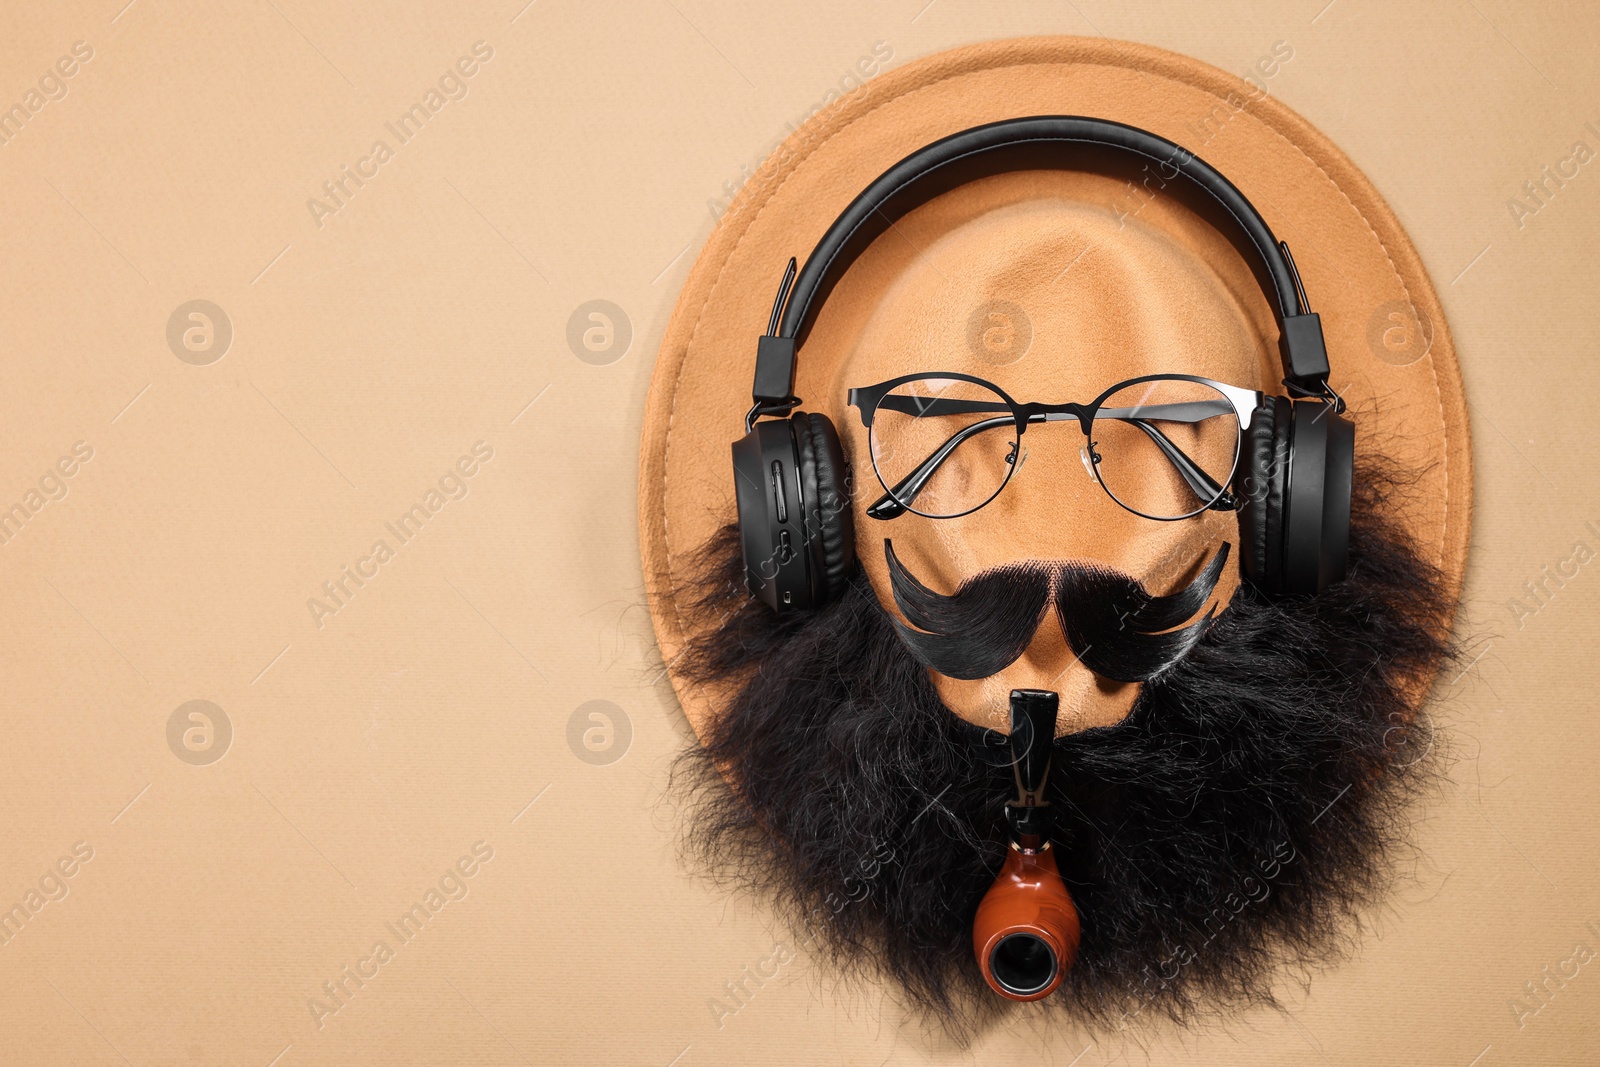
[1094,399,1234,423]
[870,395,1013,418]
[870,395,1233,423]
[1122,419,1236,511]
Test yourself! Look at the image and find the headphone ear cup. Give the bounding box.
[791,411,856,604]
[1235,395,1292,592]
[731,418,818,613]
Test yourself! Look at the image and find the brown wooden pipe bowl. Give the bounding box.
[972,845,1081,1000]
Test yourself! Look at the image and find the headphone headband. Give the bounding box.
[751,115,1333,414]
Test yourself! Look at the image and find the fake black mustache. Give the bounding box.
[885,539,1229,683]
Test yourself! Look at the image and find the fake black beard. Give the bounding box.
[671,462,1454,1033]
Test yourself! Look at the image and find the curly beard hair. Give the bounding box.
[670,461,1456,1033]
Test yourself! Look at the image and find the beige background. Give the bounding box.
[0,2,1594,1065]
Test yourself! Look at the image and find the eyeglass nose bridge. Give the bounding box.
[1015,401,1095,434]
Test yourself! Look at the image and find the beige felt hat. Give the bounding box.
[639,35,1471,738]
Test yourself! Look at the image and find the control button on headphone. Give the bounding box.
[771,461,788,522]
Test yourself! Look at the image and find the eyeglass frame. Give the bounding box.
[846,371,1264,522]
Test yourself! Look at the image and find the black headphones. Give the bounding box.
[731,116,1354,614]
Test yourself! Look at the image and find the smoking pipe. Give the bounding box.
[972,689,1081,1000]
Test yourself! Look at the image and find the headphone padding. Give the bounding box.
[1265,396,1295,590]
[1236,395,1291,591]
[792,412,855,602]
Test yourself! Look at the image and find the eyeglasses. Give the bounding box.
[847,372,1262,521]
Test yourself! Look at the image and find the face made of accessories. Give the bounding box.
[827,197,1281,733]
